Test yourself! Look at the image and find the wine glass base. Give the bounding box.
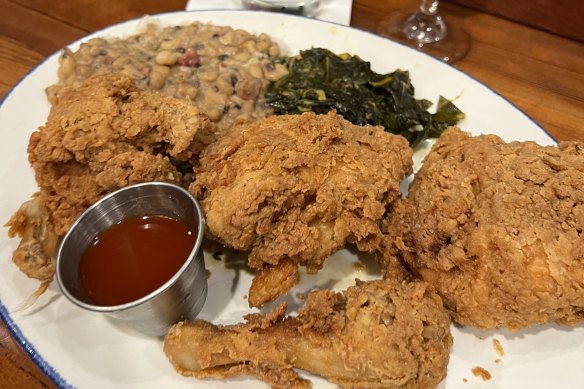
[377,11,471,63]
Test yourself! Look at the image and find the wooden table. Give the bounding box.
[1,0,583,387]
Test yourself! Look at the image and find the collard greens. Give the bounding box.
[265,48,465,147]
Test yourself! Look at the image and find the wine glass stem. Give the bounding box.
[420,0,439,15]
[402,0,447,44]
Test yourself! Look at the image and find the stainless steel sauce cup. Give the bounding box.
[56,182,207,337]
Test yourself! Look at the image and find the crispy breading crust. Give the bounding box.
[164,279,452,389]
[6,74,214,280]
[29,74,213,235]
[381,127,584,329]
[191,111,413,307]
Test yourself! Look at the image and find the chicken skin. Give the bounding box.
[6,74,213,281]
[164,279,452,389]
[381,127,584,329]
[191,111,413,307]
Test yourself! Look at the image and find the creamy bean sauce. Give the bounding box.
[47,22,289,129]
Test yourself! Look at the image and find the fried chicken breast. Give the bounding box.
[191,111,413,307]
[6,74,213,281]
[164,279,452,389]
[381,127,584,329]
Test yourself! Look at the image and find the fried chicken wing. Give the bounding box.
[6,74,214,281]
[191,111,413,307]
[164,279,452,389]
[381,127,584,329]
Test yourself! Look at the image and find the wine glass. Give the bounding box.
[377,0,471,63]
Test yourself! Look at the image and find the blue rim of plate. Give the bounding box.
[0,302,73,388]
[0,9,558,389]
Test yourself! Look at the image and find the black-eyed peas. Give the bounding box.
[48,21,288,130]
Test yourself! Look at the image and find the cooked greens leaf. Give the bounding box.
[430,96,466,138]
[265,48,465,147]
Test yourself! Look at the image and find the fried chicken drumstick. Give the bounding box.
[381,127,584,329]
[6,74,213,282]
[191,111,412,307]
[164,279,452,389]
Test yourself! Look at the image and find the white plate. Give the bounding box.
[1,10,581,389]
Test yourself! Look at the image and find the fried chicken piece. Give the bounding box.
[5,197,58,281]
[191,111,413,307]
[381,127,584,329]
[164,279,452,389]
[6,74,213,281]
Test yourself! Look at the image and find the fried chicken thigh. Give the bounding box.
[191,111,412,307]
[6,74,213,281]
[164,279,452,389]
[381,127,584,329]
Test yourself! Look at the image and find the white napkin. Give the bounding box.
[185,0,353,26]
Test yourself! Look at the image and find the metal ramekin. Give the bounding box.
[56,182,207,337]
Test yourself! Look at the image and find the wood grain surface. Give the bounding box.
[0,0,583,388]
[447,0,584,43]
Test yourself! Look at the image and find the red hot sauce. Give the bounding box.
[79,215,196,306]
